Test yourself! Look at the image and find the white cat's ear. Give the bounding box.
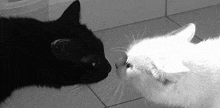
[169,23,196,42]
[154,59,189,73]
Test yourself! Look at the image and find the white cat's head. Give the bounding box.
[116,23,196,83]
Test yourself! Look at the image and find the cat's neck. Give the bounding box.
[183,37,220,69]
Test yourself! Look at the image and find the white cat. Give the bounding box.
[115,23,220,108]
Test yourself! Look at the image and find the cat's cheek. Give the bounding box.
[131,74,167,100]
[132,73,163,91]
[126,68,137,77]
[115,65,134,81]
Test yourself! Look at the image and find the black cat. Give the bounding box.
[0,0,111,103]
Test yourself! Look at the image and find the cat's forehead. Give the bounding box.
[126,23,196,56]
[127,36,180,57]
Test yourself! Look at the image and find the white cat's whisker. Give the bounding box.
[132,34,136,42]
[109,81,124,103]
[110,47,127,52]
[63,85,84,98]
[130,30,135,41]
[74,86,83,96]
[118,82,125,103]
[136,32,141,40]
[124,23,220,108]
[140,30,146,39]
[123,34,130,40]
[123,34,133,45]
[137,26,147,40]
[111,49,126,53]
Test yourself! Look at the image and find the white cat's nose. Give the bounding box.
[115,56,127,79]
[115,56,127,68]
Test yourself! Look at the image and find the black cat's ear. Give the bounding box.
[57,0,81,25]
[51,39,71,60]
[51,39,70,47]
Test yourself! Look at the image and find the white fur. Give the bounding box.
[123,23,220,108]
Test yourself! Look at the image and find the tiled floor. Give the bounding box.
[74,4,220,108]
[4,3,220,108]
[90,4,220,108]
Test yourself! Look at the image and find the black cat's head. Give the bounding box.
[49,0,111,84]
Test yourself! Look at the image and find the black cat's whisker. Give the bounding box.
[66,85,83,96]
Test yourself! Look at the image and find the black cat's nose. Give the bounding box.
[98,57,111,73]
[104,59,112,73]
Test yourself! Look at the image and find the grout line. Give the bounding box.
[166,16,181,26]
[194,35,203,41]
[166,3,220,17]
[87,85,107,107]
[95,3,219,32]
[106,97,143,108]
[165,0,167,16]
[166,16,203,41]
[94,16,166,32]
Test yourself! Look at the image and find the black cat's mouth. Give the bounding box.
[51,57,111,84]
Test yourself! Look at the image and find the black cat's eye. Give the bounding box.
[91,62,96,66]
[81,55,101,67]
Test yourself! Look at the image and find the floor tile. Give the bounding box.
[107,98,182,108]
[81,0,165,31]
[107,98,146,108]
[168,4,220,40]
[191,36,202,44]
[3,86,104,108]
[167,0,220,15]
[92,17,187,107]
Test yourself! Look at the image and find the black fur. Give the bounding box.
[0,0,111,103]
